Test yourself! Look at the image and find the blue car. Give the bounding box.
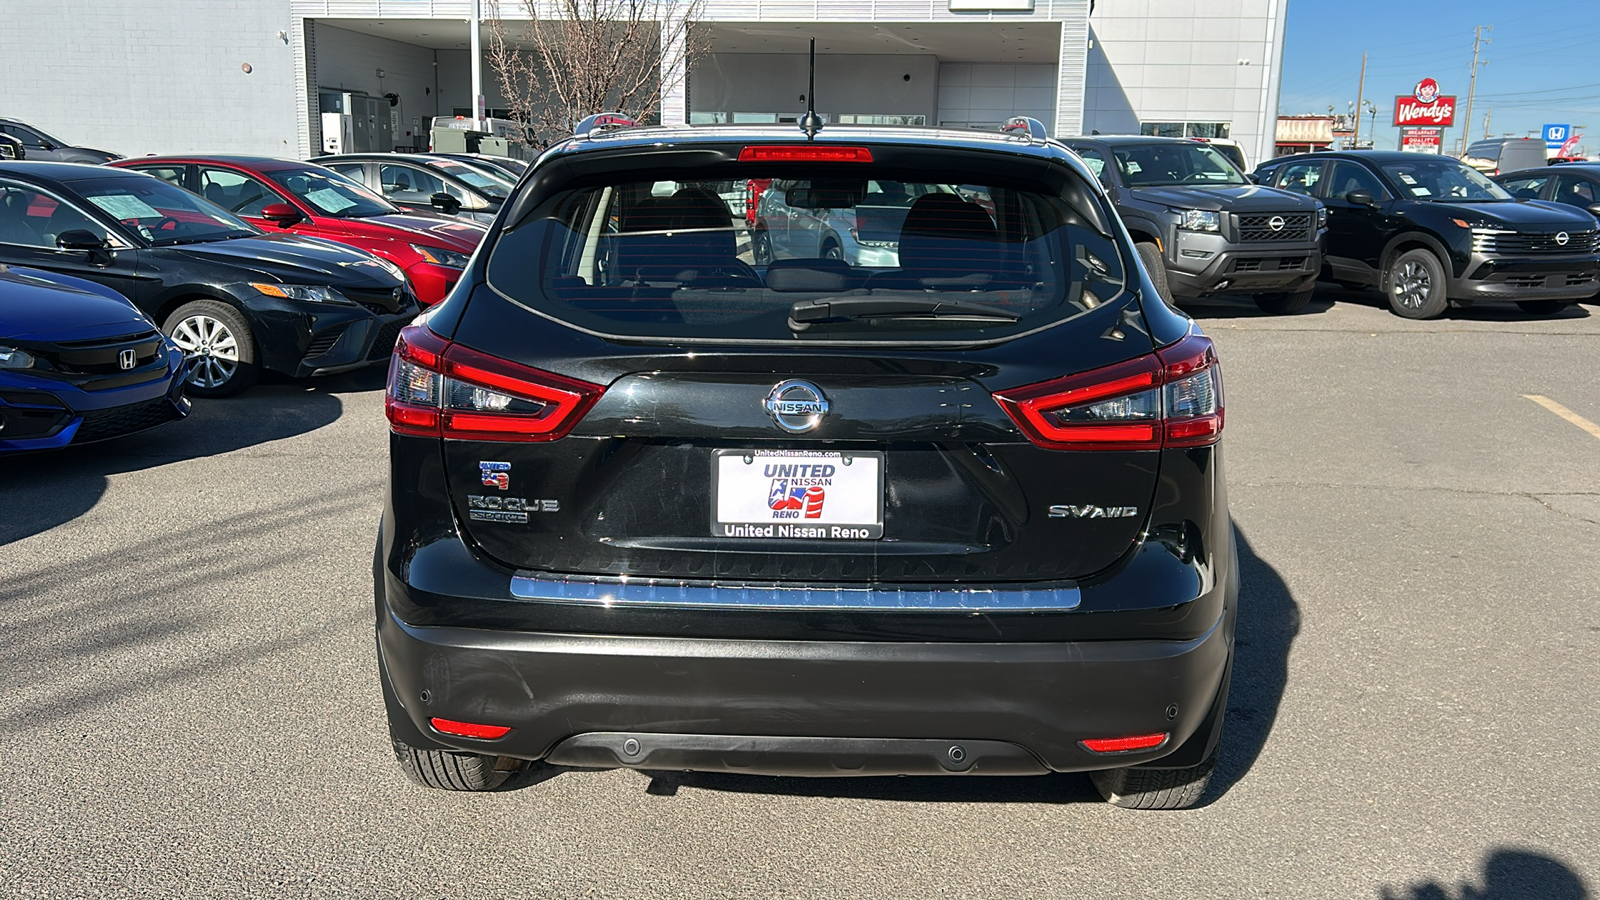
[1,264,188,452]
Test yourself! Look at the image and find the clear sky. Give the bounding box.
[1278,0,1600,155]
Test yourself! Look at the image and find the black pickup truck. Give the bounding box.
[1062,136,1326,314]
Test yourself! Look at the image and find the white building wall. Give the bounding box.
[936,65,1056,130]
[1084,0,1285,166]
[0,0,299,158]
[692,54,940,124]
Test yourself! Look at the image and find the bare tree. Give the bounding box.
[484,0,707,148]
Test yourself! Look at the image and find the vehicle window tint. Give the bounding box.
[326,162,368,182]
[197,167,282,217]
[273,167,394,217]
[1325,162,1387,201]
[69,174,255,245]
[380,164,446,204]
[1074,148,1112,187]
[0,180,109,248]
[1498,175,1550,200]
[9,125,48,148]
[486,171,1127,345]
[1274,161,1324,196]
[1552,175,1597,208]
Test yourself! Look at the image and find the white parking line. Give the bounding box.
[1524,394,1600,442]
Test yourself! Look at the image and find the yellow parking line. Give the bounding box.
[1524,395,1600,442]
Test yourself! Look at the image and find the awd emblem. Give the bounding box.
[1049,505,1139,519]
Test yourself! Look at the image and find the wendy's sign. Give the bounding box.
[1394,79,1457,127]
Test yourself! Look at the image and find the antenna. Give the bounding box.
[799,38,823,140]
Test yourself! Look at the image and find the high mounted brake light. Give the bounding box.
[993,331,1223,451]
[737,146,874,162]
[386,324,604,442]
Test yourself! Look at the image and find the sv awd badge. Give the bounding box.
[1049,504,1139,519]
[467,495,559,524]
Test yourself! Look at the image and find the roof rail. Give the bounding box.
[1001,116,1048,141]
[574,112,636,139]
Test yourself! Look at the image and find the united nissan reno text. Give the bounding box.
[374,116,1238,810]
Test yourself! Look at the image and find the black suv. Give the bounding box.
[1062,136,1325,314]
[1255,151,1600,318]
[375,119,1237,809]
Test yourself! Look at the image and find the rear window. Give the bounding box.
[484,167,1127,344]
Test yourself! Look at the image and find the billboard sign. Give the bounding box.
[1400,127,1443,154]
[1394,79,1457,128]
[1544,124,1572,150]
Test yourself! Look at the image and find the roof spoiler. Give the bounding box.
[1001,116,1048,141]
[574,113,636,139]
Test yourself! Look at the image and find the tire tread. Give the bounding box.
[394,741,508,792]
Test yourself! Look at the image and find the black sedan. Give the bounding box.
[312,153,509,225]
[0,162,418,396]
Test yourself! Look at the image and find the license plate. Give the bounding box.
[712,450,884,540]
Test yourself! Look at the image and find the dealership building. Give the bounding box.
[2,0,1287,165]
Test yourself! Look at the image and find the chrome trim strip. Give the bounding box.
[509,573,1081,612]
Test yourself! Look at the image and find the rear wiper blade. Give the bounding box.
[789,297,1020,327]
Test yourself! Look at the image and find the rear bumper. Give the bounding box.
[1450,254,1600,302]
[376,596,1232,775]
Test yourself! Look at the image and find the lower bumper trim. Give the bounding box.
[509,572,1081,611]
[545,732,1049,777]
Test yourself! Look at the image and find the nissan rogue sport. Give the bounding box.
[374,116,1238,810]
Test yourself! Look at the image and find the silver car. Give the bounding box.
[752,179,957,268]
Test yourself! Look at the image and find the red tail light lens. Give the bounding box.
[992,331,1223,451]
[429,717,512,740]
[1081,732,1169,753]
[738,145,874,162]
[385,324,604,442]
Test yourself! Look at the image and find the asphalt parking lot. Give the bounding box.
[3,286,1597,899]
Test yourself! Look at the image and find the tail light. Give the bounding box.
[385,324,604,442]
[993,330,1223,451]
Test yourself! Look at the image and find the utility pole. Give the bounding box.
[470,0,484,130]
[1353,50,1368,149]
[1459,25,1491,156]
[1483,109,1491,141]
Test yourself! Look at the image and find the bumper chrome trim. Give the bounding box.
[509,572,1082,612]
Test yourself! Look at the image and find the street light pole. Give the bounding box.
[1353,50,1368,150]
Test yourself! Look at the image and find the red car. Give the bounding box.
[109,156,485,305]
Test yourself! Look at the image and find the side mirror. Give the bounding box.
[260,202,305,226]
[1346,190,1378,208]
[1245,173,1260,184]
[56,229,109,251]
[430,192,462,214]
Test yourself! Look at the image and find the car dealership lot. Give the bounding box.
[2,289,1597,898]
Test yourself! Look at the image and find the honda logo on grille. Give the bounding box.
[763,380,829,433]
[1555,232,1570,246]
[1268,216,1286,232]
[118,349,136,370]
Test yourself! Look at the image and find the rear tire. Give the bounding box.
[752,229,773,265]
[1252,286,1316,315]
[393,740,510,792]
[820,239,844,262]
[1384,249,1450,319]
[1515,300,1571,315]
[1089,746,1218,810]
[1135,242,1174,305]
[162,299,259,397]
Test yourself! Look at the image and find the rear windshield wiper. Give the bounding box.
[789,297,1020,328]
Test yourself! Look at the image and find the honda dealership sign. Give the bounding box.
[1394,78,1457,128]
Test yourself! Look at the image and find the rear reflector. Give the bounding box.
[992,329,1223,451]
[429,717,512,740]
[386,324,605,442]
[1081,733,1168,753]
[738,146,874,162]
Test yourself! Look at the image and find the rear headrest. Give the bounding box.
[897,194,999,277]
[764,257,862,293]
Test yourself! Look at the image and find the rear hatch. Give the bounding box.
[390,140,1222,586]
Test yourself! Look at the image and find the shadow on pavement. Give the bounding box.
[586,523,1299,807]
[1181,291,1337,320]
[0,378,347,547]
[1379,848,1590,900]
[1179,282,1594,323]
